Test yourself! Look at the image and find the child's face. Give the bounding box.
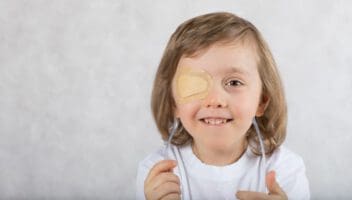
[172,41,267,150]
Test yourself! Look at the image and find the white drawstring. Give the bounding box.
[252,117,268,193]
[164,119,179,160]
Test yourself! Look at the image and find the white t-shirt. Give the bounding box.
[136,143,310,200]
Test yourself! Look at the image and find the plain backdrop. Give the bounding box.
[0,0,351,199]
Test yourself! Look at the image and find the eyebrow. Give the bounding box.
[225,66,250,76]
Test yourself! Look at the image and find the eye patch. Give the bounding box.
[174,66,213,104]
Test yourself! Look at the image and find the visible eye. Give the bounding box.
[225,79,243,87]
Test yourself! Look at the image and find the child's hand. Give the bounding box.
[144,160,181,200]
[236,171,288,200]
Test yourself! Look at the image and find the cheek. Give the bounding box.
[175,103,199,121]
[175,102,200,135]
[230,93,259,119]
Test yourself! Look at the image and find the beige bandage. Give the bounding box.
[174,66,213,104]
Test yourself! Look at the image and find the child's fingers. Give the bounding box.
[152,172,180,190]
[145,160,177,184]
[144,160,179,200]
[160,192,181,200]
[236,172,288,200]
[266,170,287,198]
[236,171,287,200]
[145,176,180,200]
[236,191,269,200]
[156,182,181,199]
[236,191,287,200]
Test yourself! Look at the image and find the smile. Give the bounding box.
[200,118,233,126]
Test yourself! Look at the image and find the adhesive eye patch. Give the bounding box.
[174,66,213,104]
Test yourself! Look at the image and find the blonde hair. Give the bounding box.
[151,12,287,155]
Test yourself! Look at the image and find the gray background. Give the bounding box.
[0,0,351,199]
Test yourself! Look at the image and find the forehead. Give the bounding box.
[178,41,260,77]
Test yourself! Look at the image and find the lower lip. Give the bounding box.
[199,119,233,127]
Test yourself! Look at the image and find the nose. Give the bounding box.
[202,85,227,108]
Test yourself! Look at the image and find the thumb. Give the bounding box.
[266,171,285,195]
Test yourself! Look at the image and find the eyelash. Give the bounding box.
[225,79,244,87]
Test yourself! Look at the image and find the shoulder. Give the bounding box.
[138,145,166,170]
[267,145,305,169]
[267,145,310,200]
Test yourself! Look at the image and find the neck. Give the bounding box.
[191,139,247,166]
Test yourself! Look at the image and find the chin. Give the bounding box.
[204,139,233,150]
[205,135,245,149]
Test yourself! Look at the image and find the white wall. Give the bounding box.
[0,0,351,199]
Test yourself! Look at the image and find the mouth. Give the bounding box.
[199,118,234,126]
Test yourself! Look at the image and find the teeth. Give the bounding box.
[203,118,227,125]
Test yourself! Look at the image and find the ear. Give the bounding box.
[256,95,270,117]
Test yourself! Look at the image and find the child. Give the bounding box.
[136,12,310,200]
